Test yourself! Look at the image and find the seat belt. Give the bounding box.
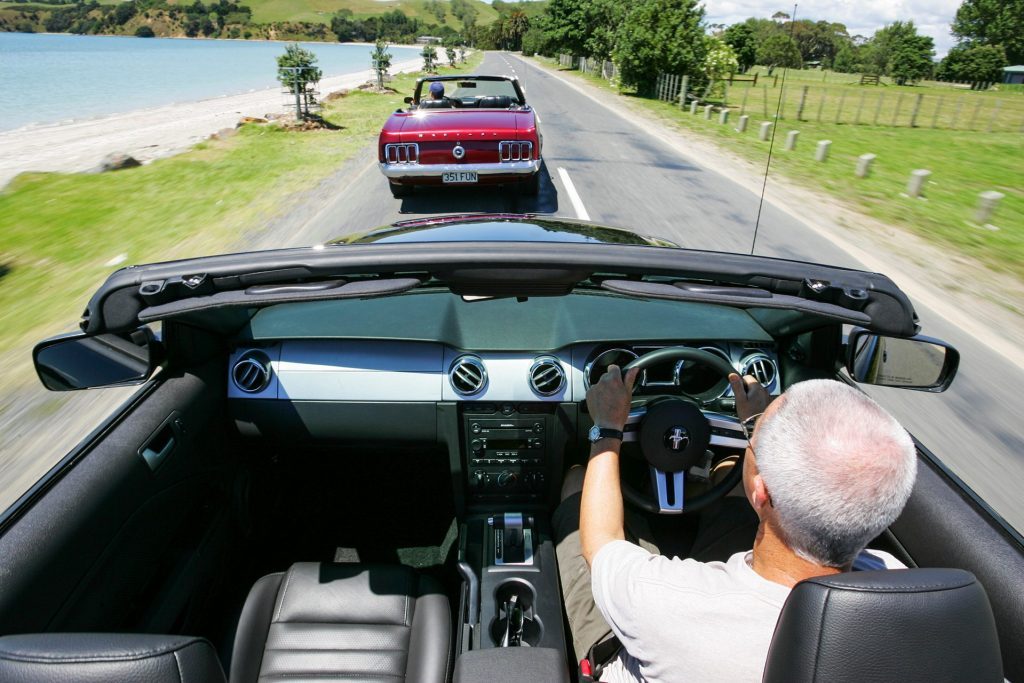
[580,631,623,682]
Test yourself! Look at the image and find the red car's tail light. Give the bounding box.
[498,141,533,162]
[384,143,419,164]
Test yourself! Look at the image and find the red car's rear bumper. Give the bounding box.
[380,160,540,184]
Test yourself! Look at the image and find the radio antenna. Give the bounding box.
[750,4,798,255]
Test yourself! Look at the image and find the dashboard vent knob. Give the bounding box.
[449,355,487,395]
[741,353,778,387]
[232,351,272,393]
[529,356,566,396]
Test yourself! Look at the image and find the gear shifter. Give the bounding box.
[489,512,534,565]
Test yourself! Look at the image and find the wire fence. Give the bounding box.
[560,54,616,82]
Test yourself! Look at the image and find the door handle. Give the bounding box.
[139,412,182,471]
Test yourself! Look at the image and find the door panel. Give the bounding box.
[891,446,1024,681]
[0,361,232,635]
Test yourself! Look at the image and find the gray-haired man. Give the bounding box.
[555,368,915,682]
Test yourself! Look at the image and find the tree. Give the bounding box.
[703,37,739,98]
[521,26,549,57]
[134,24,154,37]
[869,21,934,83]
[937,43,1007,85]
[543,0,625,60]
[276,44,322,120]
[421,43,437,72]
[444,37,458,67]
[832,42,862,73]
[723,22,756,72]
[952,0,1024,65]
[756,33,802,74]
[504,9,529,52]
[331,9,356,42]
[371,39,392,89]
[612,0,707,96]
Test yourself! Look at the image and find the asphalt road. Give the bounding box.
[283,52,1024,533]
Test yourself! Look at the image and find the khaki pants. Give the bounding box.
[552,466,759,662]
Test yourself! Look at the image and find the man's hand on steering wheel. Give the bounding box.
[587,364,641,432]
[729,373,771,422]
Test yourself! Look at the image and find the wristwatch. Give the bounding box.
[588,425,624,443]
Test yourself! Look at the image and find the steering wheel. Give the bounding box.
[615,347,749,514]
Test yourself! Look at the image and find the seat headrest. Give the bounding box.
[763,568,1002,683]
[418,98,452,109]
[0,633,226,683]
[478,95,513,108]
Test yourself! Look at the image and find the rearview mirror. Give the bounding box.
[404,96,414,104]
[846,329,959,392]
[33,328,158,391]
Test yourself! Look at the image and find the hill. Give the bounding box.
[176,0,499,29]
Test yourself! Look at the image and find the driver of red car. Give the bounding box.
[424,80,452,108]
[554,366,915,682]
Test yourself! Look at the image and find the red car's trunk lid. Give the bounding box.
[396,110,529,141]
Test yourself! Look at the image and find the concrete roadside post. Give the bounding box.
[758,122,772,141]
[975,191,1004,224]
[784,130,799,151]
[906,169,931,198]
[855,153,876,178]
[704,104,713,120]
[679,75,689,109]
[737,115,749,133]
[690,100,699,115]
[719,109,729,125]
[815,140,831,162]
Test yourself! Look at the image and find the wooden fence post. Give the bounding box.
[969,97,984,130]
[909,93,924,127]
[987,100,1002,133]
[854,91,866,125]
[951,97,964,130]
[873,92,884,125]
[931,95,944,129]
[816,90,826,122]
[892,92,905,126]
[763,85,769,117]
[740,85,750,115]
[796,85,809,120]
[835,90,846,124]
[679,75,689,108]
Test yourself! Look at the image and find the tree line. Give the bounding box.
[521,0,1022,93]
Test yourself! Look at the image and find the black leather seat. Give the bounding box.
[477,95,513,109]
[0,633,225,682]
[763,568,1003,682]
[230,562,450,683]
[418,98,453,109]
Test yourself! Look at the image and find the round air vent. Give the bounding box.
[232,351,272,393]
[529,356,566,396]
[741,353,778,386]
[449,355,487,395]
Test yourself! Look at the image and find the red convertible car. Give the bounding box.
[378,75,543,198]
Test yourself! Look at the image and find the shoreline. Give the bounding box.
[0,55,424,188]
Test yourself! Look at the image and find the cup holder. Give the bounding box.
[489,579,543,647]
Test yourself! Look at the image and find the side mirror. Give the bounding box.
[846,328,959,392]
[404,96,414,104]
[33,328,158,391]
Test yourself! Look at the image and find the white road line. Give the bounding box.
[558,168,591,221]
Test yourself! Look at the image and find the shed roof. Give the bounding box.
[1003,65,1024,73]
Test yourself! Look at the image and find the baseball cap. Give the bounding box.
[429,81,445,96]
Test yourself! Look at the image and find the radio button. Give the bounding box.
[533,422,543,433]
[471,423,481,434]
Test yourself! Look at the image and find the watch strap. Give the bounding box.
[592,427,623,442]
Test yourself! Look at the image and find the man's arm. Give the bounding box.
[581,364,640,567]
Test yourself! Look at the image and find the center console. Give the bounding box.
[463,403,558,501]
[454,511,570,681]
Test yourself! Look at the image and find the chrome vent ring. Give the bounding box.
[529,356,566,396]
[449,355,487,395]
[232,352,272,393]
[741,353,778,386]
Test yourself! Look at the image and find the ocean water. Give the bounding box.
[0,33,421,131]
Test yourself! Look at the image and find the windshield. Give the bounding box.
[0,1,1022,541]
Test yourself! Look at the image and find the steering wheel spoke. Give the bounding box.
[704,412,750,450]
[650,466,685,514]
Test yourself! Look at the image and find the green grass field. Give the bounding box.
[0,53,483,379]
[549,59,1024,283]
[206,0,499,28]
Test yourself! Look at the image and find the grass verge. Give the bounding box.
[539,58,1024,283]
[0,52,483,381]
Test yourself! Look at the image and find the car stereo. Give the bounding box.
[464,406,549,499]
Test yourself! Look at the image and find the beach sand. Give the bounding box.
[0,56,423,189]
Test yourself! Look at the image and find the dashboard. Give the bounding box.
[225,340,781,404]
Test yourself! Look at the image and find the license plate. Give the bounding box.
[442,171,478,184]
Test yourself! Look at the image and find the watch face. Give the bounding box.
[588,425,601,442]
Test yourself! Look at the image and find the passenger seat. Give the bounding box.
[230,562,451,683]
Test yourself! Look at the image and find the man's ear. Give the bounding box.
[750,474,771,512]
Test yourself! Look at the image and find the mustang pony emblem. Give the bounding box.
[665,427,689,452]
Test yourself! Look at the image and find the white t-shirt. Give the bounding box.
[591,540,905,683]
